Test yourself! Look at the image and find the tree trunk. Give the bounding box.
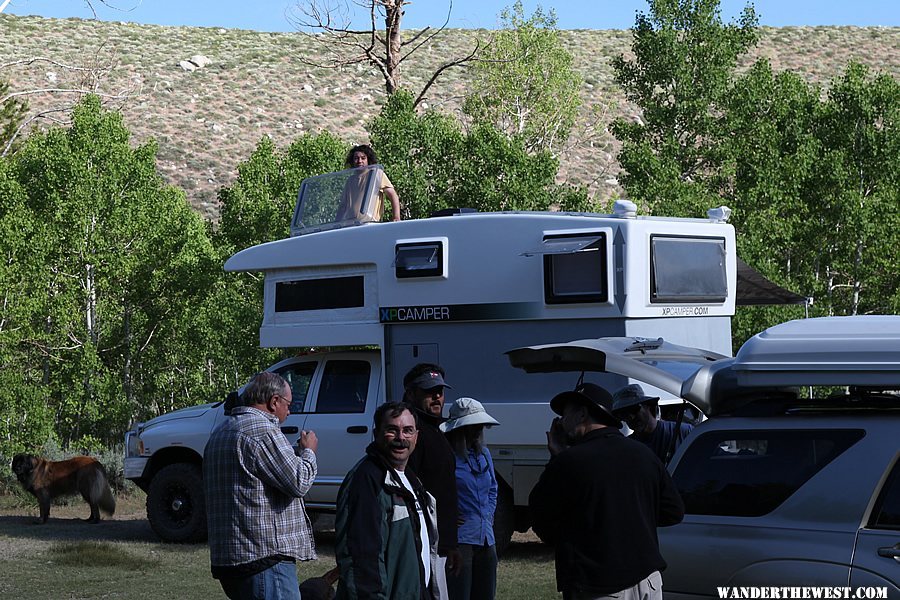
[383,1,403,94]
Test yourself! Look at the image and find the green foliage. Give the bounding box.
[369,90,590,219]
[463,1,582,154]
[217,132,347,252]
[611,0,758,215]
[0,95,219,451]
[611,0,899,347]
[211,131,348,382]
[723,60,900,343]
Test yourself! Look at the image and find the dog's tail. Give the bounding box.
[91,462,117,517]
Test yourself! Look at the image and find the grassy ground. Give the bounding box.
[0,492,558,599]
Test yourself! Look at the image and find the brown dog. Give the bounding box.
[299,566,339,600]
[11,454,116,524]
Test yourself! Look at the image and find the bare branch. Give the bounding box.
[1,44,141,155]
[290,0,480,103]
[413,40,480,108]
[1,57,103,73]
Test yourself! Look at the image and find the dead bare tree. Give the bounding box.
[289,0,481,108]
[1,50,141,156]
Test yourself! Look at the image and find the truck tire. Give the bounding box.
[493,483,515,557]
[147,463,207,543]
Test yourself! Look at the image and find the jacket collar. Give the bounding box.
[364,442,424,495]
[577,426,624,445]
[411,405,444,429]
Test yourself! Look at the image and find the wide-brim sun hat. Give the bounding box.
[611,383,660,414]
[550,383,621,428]
[440,397,500,433]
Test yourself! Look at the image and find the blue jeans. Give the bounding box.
[219,560,301,600]
[446,543,498,600]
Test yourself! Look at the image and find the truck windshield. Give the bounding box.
[290,165,383,236]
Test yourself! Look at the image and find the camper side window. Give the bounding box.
[314,360,371,414]
[542,233,608,304]
[651,236,728,303]
[395,241,444,279]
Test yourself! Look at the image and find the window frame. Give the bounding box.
[650,234,728,304]
[541,232,608,305]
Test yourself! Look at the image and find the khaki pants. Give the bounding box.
[563,571,662,600]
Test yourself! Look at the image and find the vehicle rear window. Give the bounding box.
[672,429,864,517]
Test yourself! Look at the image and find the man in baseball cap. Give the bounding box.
[402,363,461,591]
[530,381,684,600]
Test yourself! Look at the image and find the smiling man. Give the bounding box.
[335,402,439,600]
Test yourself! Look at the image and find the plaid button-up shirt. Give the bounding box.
[204,406,317,567]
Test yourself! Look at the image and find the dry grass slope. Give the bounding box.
[2,14,898,219]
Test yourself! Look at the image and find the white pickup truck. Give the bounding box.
[124,351,381,543]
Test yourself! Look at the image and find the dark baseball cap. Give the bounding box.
[550,383,621,428]
[612,384,660,414]
[408,370,452,390]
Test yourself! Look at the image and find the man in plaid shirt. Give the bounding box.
[204,372,319,600]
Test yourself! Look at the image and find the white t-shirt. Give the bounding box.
[396,470,431,586]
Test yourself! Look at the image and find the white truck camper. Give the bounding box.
[124,165,805,546]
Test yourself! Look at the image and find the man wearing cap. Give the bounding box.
[529,382,684,600]
[403,363,462,589]
[612,384,694,464]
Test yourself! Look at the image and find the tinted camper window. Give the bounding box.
[395,241,444,279]
[651,236,727,303]
[542,233,608,304]
[275,276,365,312]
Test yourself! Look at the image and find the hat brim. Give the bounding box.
[439,413,499,433]
[550,390,621,428]
[612,394,660,413]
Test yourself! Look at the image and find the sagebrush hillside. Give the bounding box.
[2,14,898,218]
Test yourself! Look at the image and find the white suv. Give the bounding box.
[508,316,900,598]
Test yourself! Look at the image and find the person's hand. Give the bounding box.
[546,417,567,457]
[298,430,318,454]
[445,547,462,577]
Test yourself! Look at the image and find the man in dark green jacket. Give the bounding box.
[336,402,439,600]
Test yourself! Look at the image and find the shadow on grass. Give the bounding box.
[0,514,159,544]
[500,539,554,561]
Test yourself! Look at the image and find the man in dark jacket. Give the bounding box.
[529,383,685,600]
[403,363,461,590]
[335,402,439,600]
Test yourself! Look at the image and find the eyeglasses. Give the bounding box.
[382,426,417,438]
[272,394,292,407]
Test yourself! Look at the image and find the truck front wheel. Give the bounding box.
[147,463,207,543]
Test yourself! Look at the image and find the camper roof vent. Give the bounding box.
[612,200,637,219]
[707,206,732,223]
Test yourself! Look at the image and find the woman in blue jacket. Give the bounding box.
[440,397,500,600]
